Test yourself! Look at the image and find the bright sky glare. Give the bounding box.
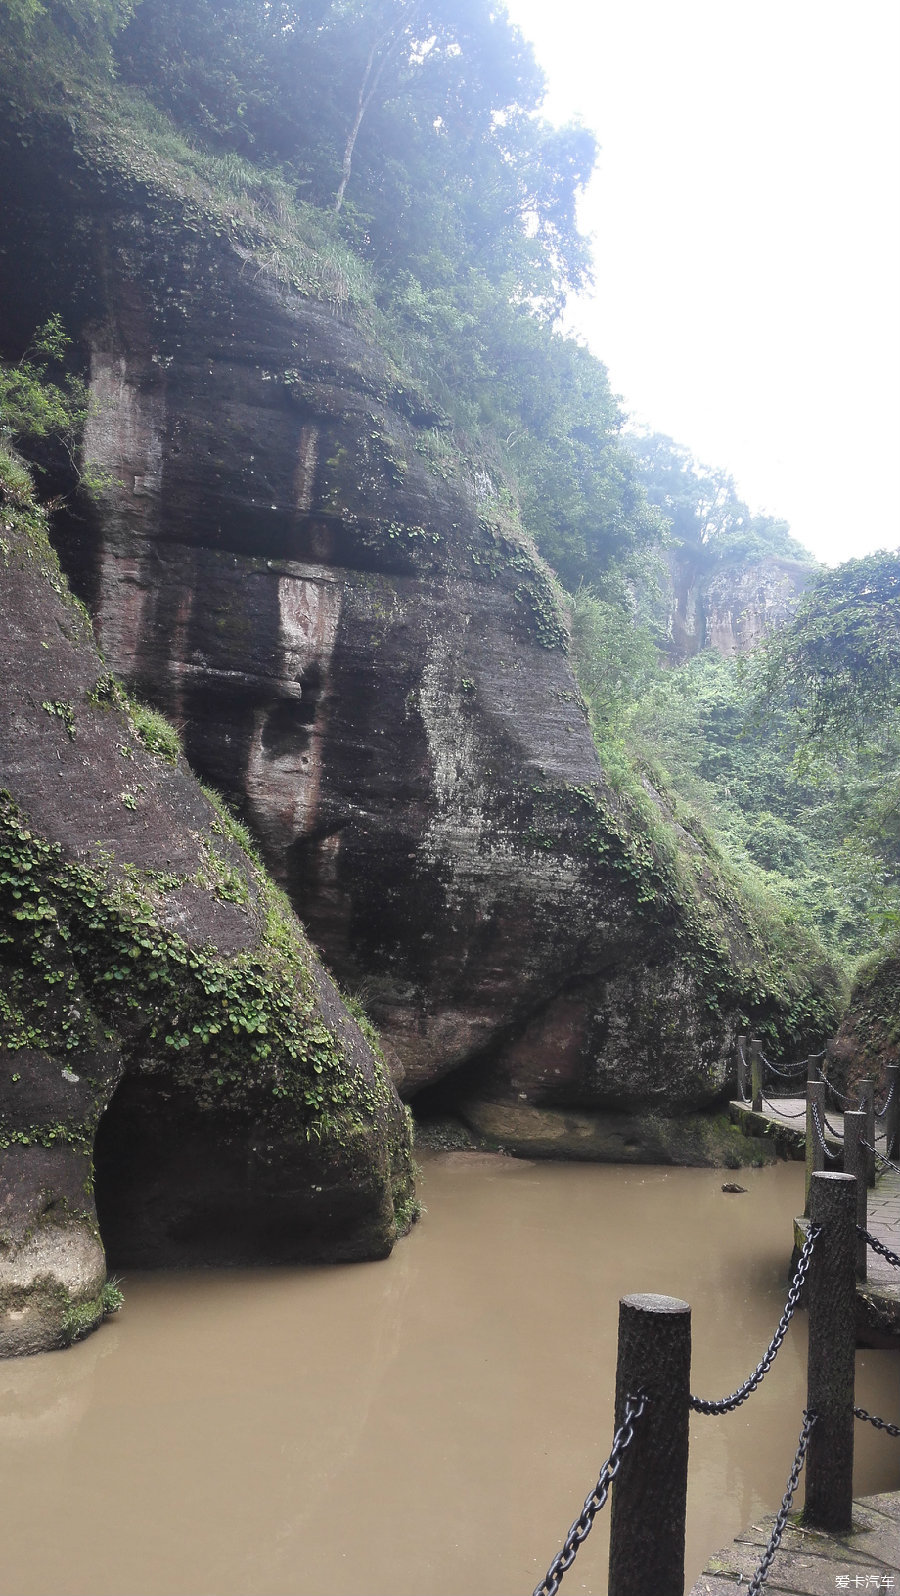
[503,0,900,566]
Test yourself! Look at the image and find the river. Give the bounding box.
[0,1152,897,1595]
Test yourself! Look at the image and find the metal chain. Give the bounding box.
[823,1109,844,1140]
[859,1227,900,1270]
[746,1410,817,1595]
[811,1102,843,1160]
[532,1392,648,1596]
[761,1095,807,1119]
[689,1227,820,1414]
[875,1079,896,1119]
[761,1054,808,1079]
[873,1145,900,1176]
[855,1406,900,1438]
[815,1066,852,1107]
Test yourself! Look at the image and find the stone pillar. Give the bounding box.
[842,1110,868,1280]
[750,1038,763,1113]
[804,1172,856,1534]
[737,1034,748,1100]
[857,1079,876,1188]
[883,1063,899,1162]
[608,1294,691,1596]
[805,1080,826,1218]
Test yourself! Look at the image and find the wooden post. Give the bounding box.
[736,1033,748,1100]
[842,1109,868,1280]
[857,1079,876,1187]
[804,1172,856,1534]
[805,1080,826,1217]
[750,1038,763,1113]
[807,1054,818,1085]
[608,1294,691,1596]
[883,1063,899,1161]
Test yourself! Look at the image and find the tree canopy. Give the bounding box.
[628,431,812,568]
[756,549,900,761]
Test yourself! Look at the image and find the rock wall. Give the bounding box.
[0,68,844,1176]
[664,548,816,661]
[0,480,414,1357]
[830,945,900,1100]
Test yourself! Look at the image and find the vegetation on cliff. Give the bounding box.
[0,445,415,1226]
[6,1,891,1068]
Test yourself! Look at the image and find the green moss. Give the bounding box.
[0,789,400,1155]
[90,672,183,765]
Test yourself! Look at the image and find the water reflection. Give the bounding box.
[0,1154,896,1595]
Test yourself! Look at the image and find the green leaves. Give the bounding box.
[756,550,900,761]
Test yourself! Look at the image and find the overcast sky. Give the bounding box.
[503,0,900,566]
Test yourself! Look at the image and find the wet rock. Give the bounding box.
[0,498,414,1357]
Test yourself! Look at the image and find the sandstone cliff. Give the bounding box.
[664,547,816,662]
[0,464,414,1356]
[0,52,844,1181]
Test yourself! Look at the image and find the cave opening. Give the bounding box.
[92,1071,356,1270]
[92,1071,259,1270]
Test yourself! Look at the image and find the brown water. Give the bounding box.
[1,1153,897,1596]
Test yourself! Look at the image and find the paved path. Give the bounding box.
[690,1492,900,1593]
[731,1094,900,1337]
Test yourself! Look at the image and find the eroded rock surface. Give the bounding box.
[0,74,843,1174]
[0,495,414,1356]
[664,548,815,661]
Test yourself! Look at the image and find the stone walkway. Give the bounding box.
[731,1094,900,1339]
[690,1492,900,1593]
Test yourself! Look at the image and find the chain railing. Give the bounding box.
[860,1227,900,1270]
[811,1101,843,1162]
[875,1078,896,1119]
[531,1058,900,1596]
[532,1392,647,1596]
[746,1411,817,1596]
[855,1406,900,1438]
[761,1094,806,1118]
[870,1143,900,1176]
[689,1226,819,1414]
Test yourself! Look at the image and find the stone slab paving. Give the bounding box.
[690,1492,900,1594]
[731,1096,900,1338]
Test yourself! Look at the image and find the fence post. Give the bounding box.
[804,1172,856,1534]
[750,1038,763,1112]
[608,1294,691,1596]
[842,1110,868,1280]
[857,1079,876,1188]
[736,1034,747,1100]
[807,1054,818,1085]
[884,1062,899,1161]
[805,1081,826,1217]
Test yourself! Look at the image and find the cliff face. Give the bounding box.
[664,549,815,661]
[0,67,843,1175]
[830,945,900,1099]
[0,474,414,1357]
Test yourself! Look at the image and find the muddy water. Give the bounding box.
[1,1155,897,1596]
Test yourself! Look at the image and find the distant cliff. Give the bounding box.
[664,548,816,661]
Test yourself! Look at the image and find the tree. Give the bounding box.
[755,549,900,761]
[628,431,811,566]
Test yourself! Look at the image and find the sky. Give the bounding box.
[503,0,900,566]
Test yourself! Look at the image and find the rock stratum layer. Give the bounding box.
[0,61,843,1210]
